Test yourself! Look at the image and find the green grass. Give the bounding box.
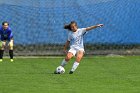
[0,56,140,93]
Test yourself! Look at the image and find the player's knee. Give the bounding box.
[9,47,13,50]
[1,47,4,50]
[1,45,5,50]
[66,55,71,60]
[9,45,13,50]
[76,56,83,62]
[66,54,72,60]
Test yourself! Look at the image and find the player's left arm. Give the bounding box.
[86,24,104,31]
[8,29,14,41]
[10,32,13,39]
[8,29,14,50]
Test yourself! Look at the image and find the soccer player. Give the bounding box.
[0,21,14,62]
[55,21,103,74]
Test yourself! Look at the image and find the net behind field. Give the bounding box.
[0,0,140,56]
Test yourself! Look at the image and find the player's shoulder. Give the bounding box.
[5,27,12,32]
[7,27,12,31]
[77,28,86,34]
[0,27,3,32]
[0,26,2,30]
[77,28,86,31]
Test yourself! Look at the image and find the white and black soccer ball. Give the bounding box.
[55,66,65,74]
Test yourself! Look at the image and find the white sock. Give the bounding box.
[61,59,67,67]
[71,62,79,72]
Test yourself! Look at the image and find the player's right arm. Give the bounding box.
[7,28,13,40]
[0,30,2,48]
[86,24,104,31]
[63,40,70,54]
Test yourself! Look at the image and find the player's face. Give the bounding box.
[70,23,77,32]
[3,23,9,30]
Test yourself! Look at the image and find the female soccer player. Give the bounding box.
[0,21,14,62]
[55,21,103,74]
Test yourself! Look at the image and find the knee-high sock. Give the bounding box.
[61,59,68,67]
[0,50,4,59]
[71,62,79,72]
[9,50,13,59]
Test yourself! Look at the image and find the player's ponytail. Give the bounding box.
[64,24,71,30]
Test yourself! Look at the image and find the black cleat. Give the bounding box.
[54,71,57,74]
[69,71,73,74]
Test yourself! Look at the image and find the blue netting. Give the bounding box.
[0,0,139,45]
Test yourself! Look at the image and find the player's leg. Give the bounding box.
[69,50,84,74]
[0,41,6,62]
[61,52,74,67]
[61,48,76,67]
[8,39,14,62]
[54,49,75,74]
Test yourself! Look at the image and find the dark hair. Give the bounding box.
[64,21,77,30]
[2,21,9,25]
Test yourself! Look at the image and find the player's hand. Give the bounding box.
[97,24,104,27]
[63,50,68,54]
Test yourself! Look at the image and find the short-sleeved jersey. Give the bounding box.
[68,28,87,49]
[0,26,13,41]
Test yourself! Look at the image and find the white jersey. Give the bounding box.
[68,28,87,49]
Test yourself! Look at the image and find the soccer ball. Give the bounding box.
[55,66,65,74]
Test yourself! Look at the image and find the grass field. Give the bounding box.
[0,56,140,93]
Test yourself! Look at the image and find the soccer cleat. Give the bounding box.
[10,59,14,62]
[69,71,73,74]
[54,71,57,74]
[0,59,3,62]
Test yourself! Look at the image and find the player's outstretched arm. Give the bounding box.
[86,24,104,31]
